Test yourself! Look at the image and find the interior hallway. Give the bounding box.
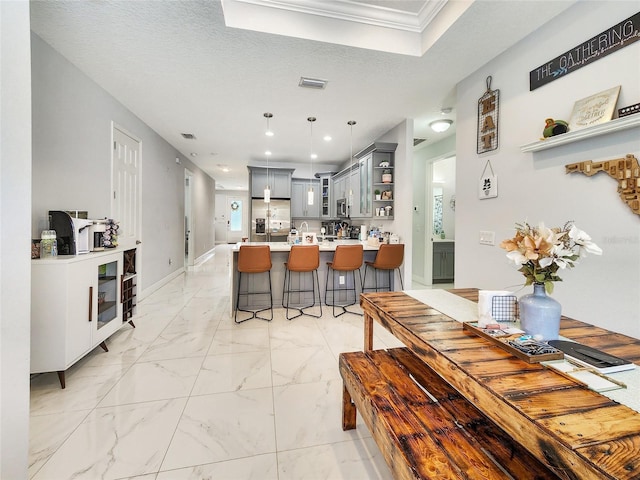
[29,244,447,479]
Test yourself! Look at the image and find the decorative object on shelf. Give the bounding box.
[500,221,602,340]
[529,11,640,91]
[477,75,499,154]
[542,118,569,138]
[566,154,640,215]
[378,161,389,168]
[374,189,381,200]
[103,219,119,248]
[618,102,640,118]
[478,159,497,199]
[381,190,392,200]
[382,169,392,183]
[569,85,621,131]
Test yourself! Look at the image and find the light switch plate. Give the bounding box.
[479,231,495,245]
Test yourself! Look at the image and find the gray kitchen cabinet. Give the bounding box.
[319,173,332,218]
[291,178,320,218]
[248,166,294,199]
[432,241,455,283]
[355,142,397,219]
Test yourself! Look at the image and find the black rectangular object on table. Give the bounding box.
[548,340,636,374]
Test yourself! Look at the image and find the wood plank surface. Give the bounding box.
[360,290,640,480]
[340,349,558,479]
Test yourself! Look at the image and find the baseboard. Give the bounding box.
[138,268,185,301]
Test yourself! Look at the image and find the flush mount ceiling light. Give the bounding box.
[299,77,328,89]
[429,119,453,133]
[263,112,274,136]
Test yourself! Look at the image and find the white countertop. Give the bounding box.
[32,246,130,264]
[231,240,380,252]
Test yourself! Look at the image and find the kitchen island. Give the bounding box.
[229,240,383,314]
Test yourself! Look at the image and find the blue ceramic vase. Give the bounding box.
[519,283,561,340]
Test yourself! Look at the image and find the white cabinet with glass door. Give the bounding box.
[31,250,132,388]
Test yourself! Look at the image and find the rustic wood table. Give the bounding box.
[360,289,640,480]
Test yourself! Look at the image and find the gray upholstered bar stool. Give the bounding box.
[235,245,273,323]
[282,245,322,320]
[362,243,404,292]
[325,244,363,317]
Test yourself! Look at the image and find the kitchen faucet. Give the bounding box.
[299,221,309,233]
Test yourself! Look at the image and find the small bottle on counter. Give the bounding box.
[40,230,58,258]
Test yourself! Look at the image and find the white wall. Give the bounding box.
[31,34,216,295]
[1,2,31,477]
[433,156,456,239]
[455,1,640,338]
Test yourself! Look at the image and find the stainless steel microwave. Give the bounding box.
[336,198,347,217]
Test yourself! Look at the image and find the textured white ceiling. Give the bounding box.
[30,0,575,189]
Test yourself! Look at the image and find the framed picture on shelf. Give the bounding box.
[568,85,621,131]
[381,190,392,200]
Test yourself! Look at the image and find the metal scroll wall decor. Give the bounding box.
[566,154,640,215]
[477,76,499,155]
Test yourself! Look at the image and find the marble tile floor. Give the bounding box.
[29,245,449,480]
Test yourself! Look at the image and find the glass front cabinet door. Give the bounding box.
[94,257,123,343]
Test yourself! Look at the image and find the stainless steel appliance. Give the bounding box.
[336,198,347,217]
[251,199,291,242]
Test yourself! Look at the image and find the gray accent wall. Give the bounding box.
[31,33,216,296]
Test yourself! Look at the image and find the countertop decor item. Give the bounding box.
[500,221,602,340]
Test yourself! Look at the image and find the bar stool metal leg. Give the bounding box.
[235,270,273,323]
[325,267,363,317]
[282,269,322,320]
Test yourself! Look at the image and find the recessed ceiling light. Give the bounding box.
[323,135,332,142]
[181,133,196,139]
[299,77,328,89]
[265,150,272,156]
[310,153,318,160]
[190,152,198,157]
[221,167,230,172]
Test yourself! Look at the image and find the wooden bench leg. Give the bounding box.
[364,312,373,351]
[342,383,356,430]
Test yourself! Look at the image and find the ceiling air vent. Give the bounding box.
[181,133,196,140]
[413,138,427,146]
[299,77,328,89]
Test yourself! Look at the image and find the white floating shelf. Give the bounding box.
[520,115,640,153]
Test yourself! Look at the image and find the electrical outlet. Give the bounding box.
[479,231,495,246]
[339,275,345,285]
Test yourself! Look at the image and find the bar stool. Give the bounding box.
[325,244,363,317]
[282,245,322,320]
[235,245,273,323]
[362,243,404,292]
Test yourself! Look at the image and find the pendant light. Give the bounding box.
[347,120,356,213]
[307,116,316,205]
[263,113,273,203]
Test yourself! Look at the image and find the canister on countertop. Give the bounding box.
[40,230,58,258]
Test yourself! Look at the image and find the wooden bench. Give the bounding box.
[339,347,559,480]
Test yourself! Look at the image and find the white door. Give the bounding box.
[184,170,194,267]
[112,124,141,250]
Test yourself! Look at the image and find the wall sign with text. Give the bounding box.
[530,11,640,91]
[477,76,499,155]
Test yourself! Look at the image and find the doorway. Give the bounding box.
[214,193,246,243]
[430,156,456,284]
[184,169,194,267]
